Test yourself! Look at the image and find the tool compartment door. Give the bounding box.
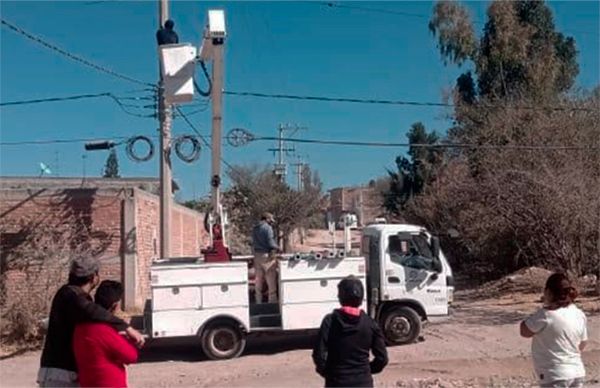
[279,257,366,330]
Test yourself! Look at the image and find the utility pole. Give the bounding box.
[268,124,305,183]
[291,160,305,191]
[210,25,224,214]
[158,0,172,259]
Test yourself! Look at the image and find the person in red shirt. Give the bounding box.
[73,280,138,388]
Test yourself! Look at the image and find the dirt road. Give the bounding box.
[2,293,599,388]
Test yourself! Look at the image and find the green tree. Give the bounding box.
[225,165,324,252]
[102,149,120,178]
[384,123,442,215]
[429,0,578,103]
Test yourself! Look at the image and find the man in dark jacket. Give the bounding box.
[312,276,388,387]
[156,19,179,46]
[37,257,144,387]
[252,212,280,303]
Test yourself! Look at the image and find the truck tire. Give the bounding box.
[201,321,246,360]
[380,306,421,345]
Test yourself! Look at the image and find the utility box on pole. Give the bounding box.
[158,43,197,104]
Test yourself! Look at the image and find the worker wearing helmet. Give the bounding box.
[252,212,280,304]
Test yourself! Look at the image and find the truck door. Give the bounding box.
[383,233,449,316]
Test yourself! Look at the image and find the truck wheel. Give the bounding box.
[380,306,421,345]
[201,322,246,360]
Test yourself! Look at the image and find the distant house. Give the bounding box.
[0,176,207,311]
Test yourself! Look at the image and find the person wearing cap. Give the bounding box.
[73,280,138,388]
[312,276,388,387]
[252,212,280,304]
[37,257,144,387]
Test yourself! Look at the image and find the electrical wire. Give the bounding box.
[194,61,212,97]
[1,18,156,88]
[321,2,429,20]
[319,1,599,36]
[250,136,600,151]
[1,92,111,107]
[175,106,237,172]
[0,136,134,146]
[223,90,598,112]
[1,92,157,118]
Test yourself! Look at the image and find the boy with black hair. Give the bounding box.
[312,275,388,387]
[73,280,139,388]
[38,257,144,387]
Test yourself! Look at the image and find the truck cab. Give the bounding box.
[361,224,454,345]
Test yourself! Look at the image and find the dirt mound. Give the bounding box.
[461,267,552,300]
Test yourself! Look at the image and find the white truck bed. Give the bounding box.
[148,256,366,338]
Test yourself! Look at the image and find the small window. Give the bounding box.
[388,234,436,271]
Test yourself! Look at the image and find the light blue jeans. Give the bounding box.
[37,367,78,388]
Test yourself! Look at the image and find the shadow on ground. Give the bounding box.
[138,331,317,364]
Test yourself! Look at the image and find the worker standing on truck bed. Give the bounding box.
[252,212,280,304]
[312,276,389,387]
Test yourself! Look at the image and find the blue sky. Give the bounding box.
[1,1,598,200]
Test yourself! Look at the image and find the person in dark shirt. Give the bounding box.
[312,276,388,387]
[252,212,280,304]
[37,257,144,387]
[156,19,179,45]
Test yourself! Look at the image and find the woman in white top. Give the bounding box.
[520,273,588,388]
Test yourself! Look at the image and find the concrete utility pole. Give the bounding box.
[268,124,305,182]
[292,160,305,191]
[158,0,172,259]
[210,27,224,213]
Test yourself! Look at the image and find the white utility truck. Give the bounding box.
[144,223,454,360]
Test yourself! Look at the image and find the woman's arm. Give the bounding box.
[520,321,536,338]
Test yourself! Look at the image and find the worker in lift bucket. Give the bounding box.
[313,276,388,387]
[252,212,281,304]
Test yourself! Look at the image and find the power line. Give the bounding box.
[0,91,157,118]
[1,18,155,88]
[175,106,237,172]
[319,1,598,36]
[225,90,451,107]
[0,90,152,107]
[252,135,600,151]
[224,90,598,112]
[0,135,136,146]
[320,2,428,20]
[0,93,112,107]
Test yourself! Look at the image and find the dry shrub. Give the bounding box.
[405,94,600,281]
[1,209,112,346]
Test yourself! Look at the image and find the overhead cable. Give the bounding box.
[1,18,156,88]
[224,90,598,112]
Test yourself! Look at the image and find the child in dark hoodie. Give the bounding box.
[312,276,389,387]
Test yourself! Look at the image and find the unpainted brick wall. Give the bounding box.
[133,189,207,307]
[0,188,125,305]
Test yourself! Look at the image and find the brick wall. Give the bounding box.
[132,189,207,307]
[0,188,126,304]
[1,184,207,311]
